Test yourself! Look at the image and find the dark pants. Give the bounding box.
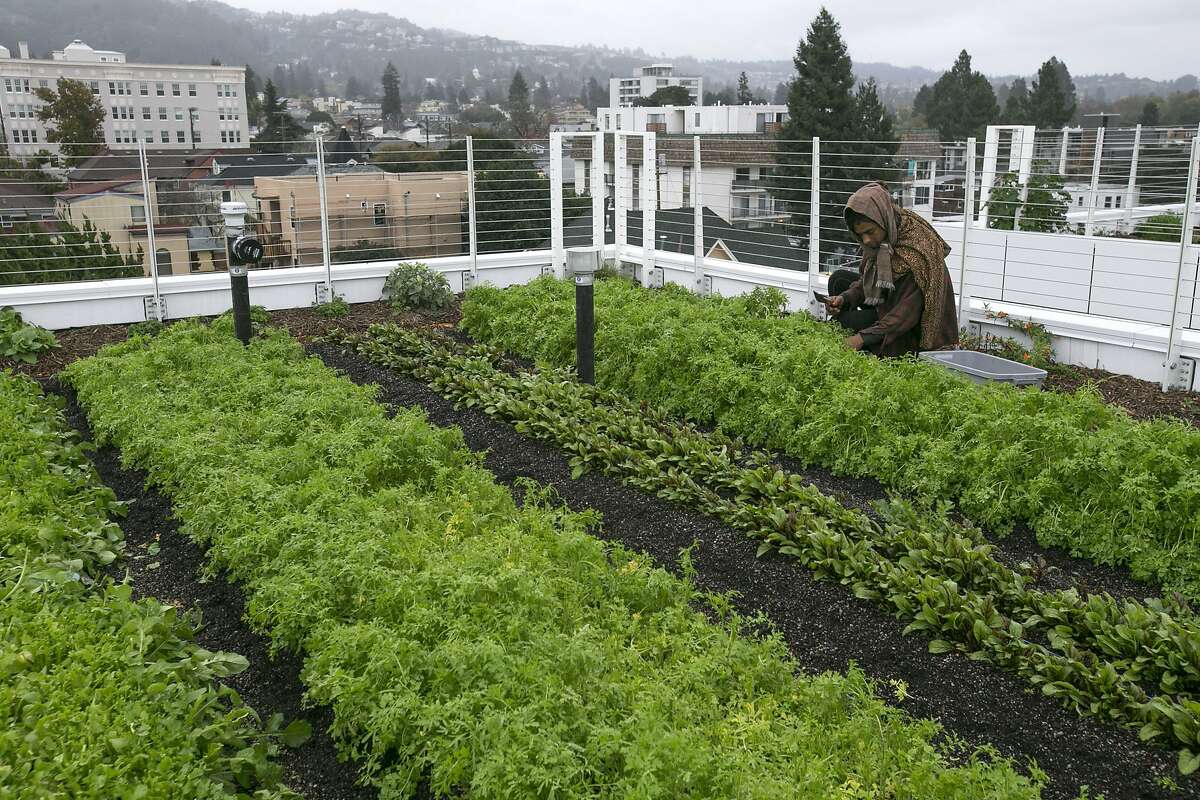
[828,269,878,332]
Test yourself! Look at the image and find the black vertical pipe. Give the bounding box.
[231,270,252,345]
[576,277,594,384]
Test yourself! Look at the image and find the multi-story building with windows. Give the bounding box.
[0,40,249,157]
[574,104,789,229]
[608,65,702,108]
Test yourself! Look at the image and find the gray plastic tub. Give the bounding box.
[919,350,1047,388]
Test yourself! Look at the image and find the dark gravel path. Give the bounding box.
[51,381,378,800]
[311,343,1194,800]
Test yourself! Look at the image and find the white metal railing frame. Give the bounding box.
[4,131,1200,390]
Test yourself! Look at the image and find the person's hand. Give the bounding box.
[842,333,864,351]
[824,294,844,315]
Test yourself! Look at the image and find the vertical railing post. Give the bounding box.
[1058,126,1070,176]
[550,131,565,278]
[807,136,821,312]
[614,131,627,264]
[1124,124,1141,233]
[466,135,478,286]
[693,135,704,294]
[1085,127,1105,237]
[314,134,333,300]
[1163,136,1200,392]
[641,131,656,282]
[958,136,977,327]
[137,142,163,321]
[977,125,999,228]
[590,131,604,251]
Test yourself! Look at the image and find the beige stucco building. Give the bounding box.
[252,169,469,266]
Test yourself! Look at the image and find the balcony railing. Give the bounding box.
[2,127,1199,390]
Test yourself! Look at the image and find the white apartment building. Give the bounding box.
[608,65,702,108]
[597,103,786,135]
[573,105,789,228]
[0,40,249,157]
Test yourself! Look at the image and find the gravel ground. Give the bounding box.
[311,342,1196,800]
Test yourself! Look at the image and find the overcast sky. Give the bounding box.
[222,0,1197,80]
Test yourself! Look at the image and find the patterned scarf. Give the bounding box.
[845,183,954,349]
[844,182,899,307]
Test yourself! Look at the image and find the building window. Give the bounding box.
[90,80,100,95]
[155,249,173,276]
[111,105,119,119]
[374,203,386,226]
[1104,196,1113,208]
[171,83,181,96]
[144,130,153,143]
[108,81,117,95]
[177,130,186,143]
[235,130,242,143]
[140,82,149,96]
[2,79,10,93]
[142,106,151,120]
[915,186,931,206]
[189,250,201,273]
[159,107,167,120]
[220,131,227,143]
[131,205,146,225]
[694,112,701,127]
[1077,196,1084,207]
[735,166,750,182]
[188,83,196,97]
[632,169,640,210]
[682,166,691,207]
[1115,196,1123,208]
[160,130,169,143]
[156,82,165,96]
[193,130,200,143]
[175,108,183,121]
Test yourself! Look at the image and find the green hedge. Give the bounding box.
[0,371,295,799]
[460,278,1200,600]
[63,324,1041,799]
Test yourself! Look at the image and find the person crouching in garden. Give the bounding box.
[823,182,959,356]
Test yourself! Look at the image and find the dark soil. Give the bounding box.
[51,381,378,800]
[311,343,1194,800]
[268,300,460,344]
[1045,365,1200,428]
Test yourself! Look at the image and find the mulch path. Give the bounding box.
[52,381,381,800]
[267,301,460,344]
[312,343,1194,800]
[2,324,129,380]
[1045,364,1200,427]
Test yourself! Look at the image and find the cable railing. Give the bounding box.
[1,129,1197,343]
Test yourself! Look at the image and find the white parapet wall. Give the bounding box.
[2,235,1198,392]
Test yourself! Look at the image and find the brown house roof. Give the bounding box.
[897,130,944,161]
[54,180,142,200]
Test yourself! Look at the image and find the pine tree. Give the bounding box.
[507,70,534,138]
[254,80,304,152]
[736,72,753,104]
[271,65,288,96]
[773,7,858,241]
[1003,78,1030,124]
[533,76,552,111]
[1028,57,1077,129]
[852,78,899,181]
[585,76,605,110]
[926,50,999,141]
[1140,100,1161,126]
[345,75,364,101]
[773,82,789,104]
[381,63,402,124]
[244,66,262,127]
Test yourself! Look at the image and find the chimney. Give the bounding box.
[17,41,29,59]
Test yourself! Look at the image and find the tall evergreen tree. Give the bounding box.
[244,65,262,127]
[852,78,899,178]
[271,65,288,96]
[1003,78,1030,123]
[926,50,999,141]
[381,62,402,124]
[1140,100,1161,126]
[344,75,364,101]
[912,84,933,118]
[773,7,858,241]
[533,75,552,111]
[1028,57,1076,128]
[253,79,304,152]
[585,77,606,110]
[507,70,534,138]
[736,72,753,104]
